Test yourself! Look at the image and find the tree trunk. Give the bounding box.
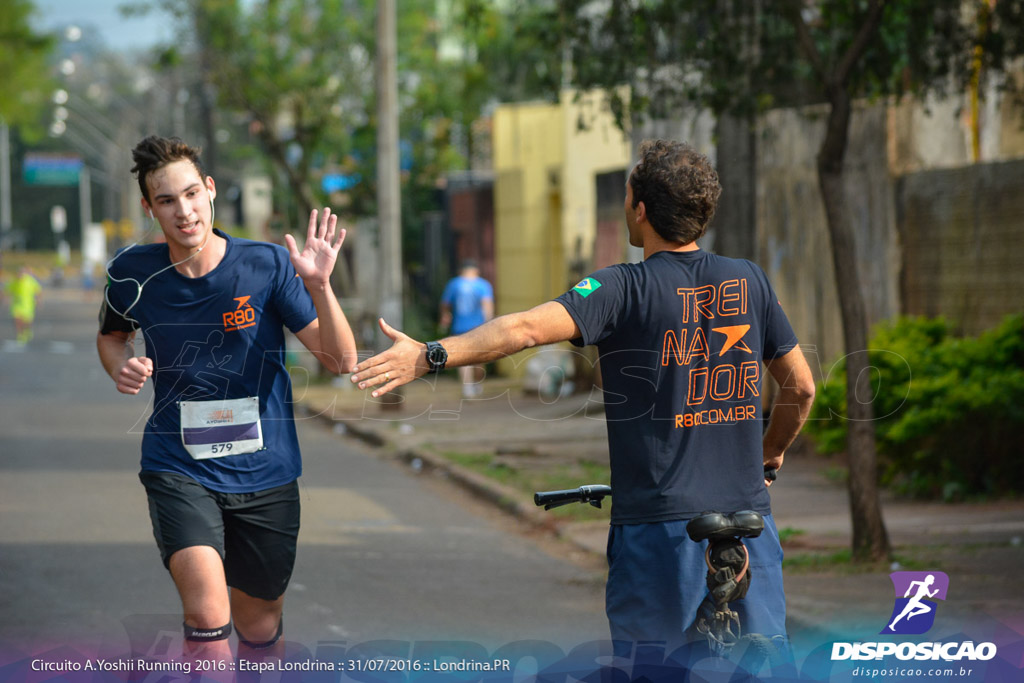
[713,115,757,261]
[817,88,891,562]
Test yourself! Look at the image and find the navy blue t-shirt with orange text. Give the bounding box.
[555,249,798,524]
[102,230,317,493]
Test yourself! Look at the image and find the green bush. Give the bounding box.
[805,314,1024,500]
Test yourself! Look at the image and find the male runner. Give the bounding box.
[97,136,357,662]
[351,140,815,648]
[439,259,493,396]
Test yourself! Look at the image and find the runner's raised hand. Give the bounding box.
[285,208,345,287]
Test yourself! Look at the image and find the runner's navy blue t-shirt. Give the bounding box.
[102,230,317,493]
[555,249,798,524]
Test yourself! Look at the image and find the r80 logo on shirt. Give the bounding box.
[223,295,256,332]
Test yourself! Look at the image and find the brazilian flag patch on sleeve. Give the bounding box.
[573,278,602,298]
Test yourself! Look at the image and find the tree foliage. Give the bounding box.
[141,0,552,287]
[529,0,1024,123]
[0,0,56,136]
[184,0,374,218]
[807,315,1024,501]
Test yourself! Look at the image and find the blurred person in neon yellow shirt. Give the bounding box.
[5,266,42,344]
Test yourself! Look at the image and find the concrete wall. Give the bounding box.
[753,91,1023,369]
[755,103,900,374]
[888,77,1024,174]
[897,159,1024,334]
[712,116,759,263]
[634,110,717,160]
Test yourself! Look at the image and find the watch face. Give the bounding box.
[427,343,447,368]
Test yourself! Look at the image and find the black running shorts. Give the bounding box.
[139,471,300,601]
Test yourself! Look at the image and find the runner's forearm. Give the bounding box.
[439,307,559,368]
[306,282,357,374]
[762,346,815,468]
[350,301,577,396]
[97,331,134,381]
[434,316,523,367]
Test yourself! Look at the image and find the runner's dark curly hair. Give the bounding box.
[130,136,207,202]
[628,140,721,244]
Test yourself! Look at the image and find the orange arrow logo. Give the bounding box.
[712,324,753,356]
[234,295,251,309]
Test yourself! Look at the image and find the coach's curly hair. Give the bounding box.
[130,136,206,202]
[629,140,721,244]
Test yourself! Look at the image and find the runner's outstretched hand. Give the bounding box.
[351,318,429,397]
[285,208,345,287]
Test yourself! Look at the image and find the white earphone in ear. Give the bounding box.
[147,209,153,219]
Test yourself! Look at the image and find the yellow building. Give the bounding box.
[491,90,633,376]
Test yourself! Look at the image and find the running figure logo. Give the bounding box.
[882,571,949,635]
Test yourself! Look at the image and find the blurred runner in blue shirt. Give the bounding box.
[440,260,493,396]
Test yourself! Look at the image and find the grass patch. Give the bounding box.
[440,450,611,521]
[783,548,853,571]
[784,549,938,574]
[778,527,806,543]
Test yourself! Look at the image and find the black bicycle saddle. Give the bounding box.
[686,510,764,542]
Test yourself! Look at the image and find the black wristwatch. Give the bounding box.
[424,341,448,373]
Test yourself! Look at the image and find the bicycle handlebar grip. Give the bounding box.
[579,484,612,499]
[533,488,584,506]
[534,485,612,507]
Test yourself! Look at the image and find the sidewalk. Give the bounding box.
[298,371,1024,641]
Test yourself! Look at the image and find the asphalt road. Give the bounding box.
[0,287,606,665]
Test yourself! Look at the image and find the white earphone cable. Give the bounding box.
[104,192,216,325]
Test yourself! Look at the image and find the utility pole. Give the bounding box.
[78,166,92,240]
[376,0,404,408]
[1,120,11,247]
